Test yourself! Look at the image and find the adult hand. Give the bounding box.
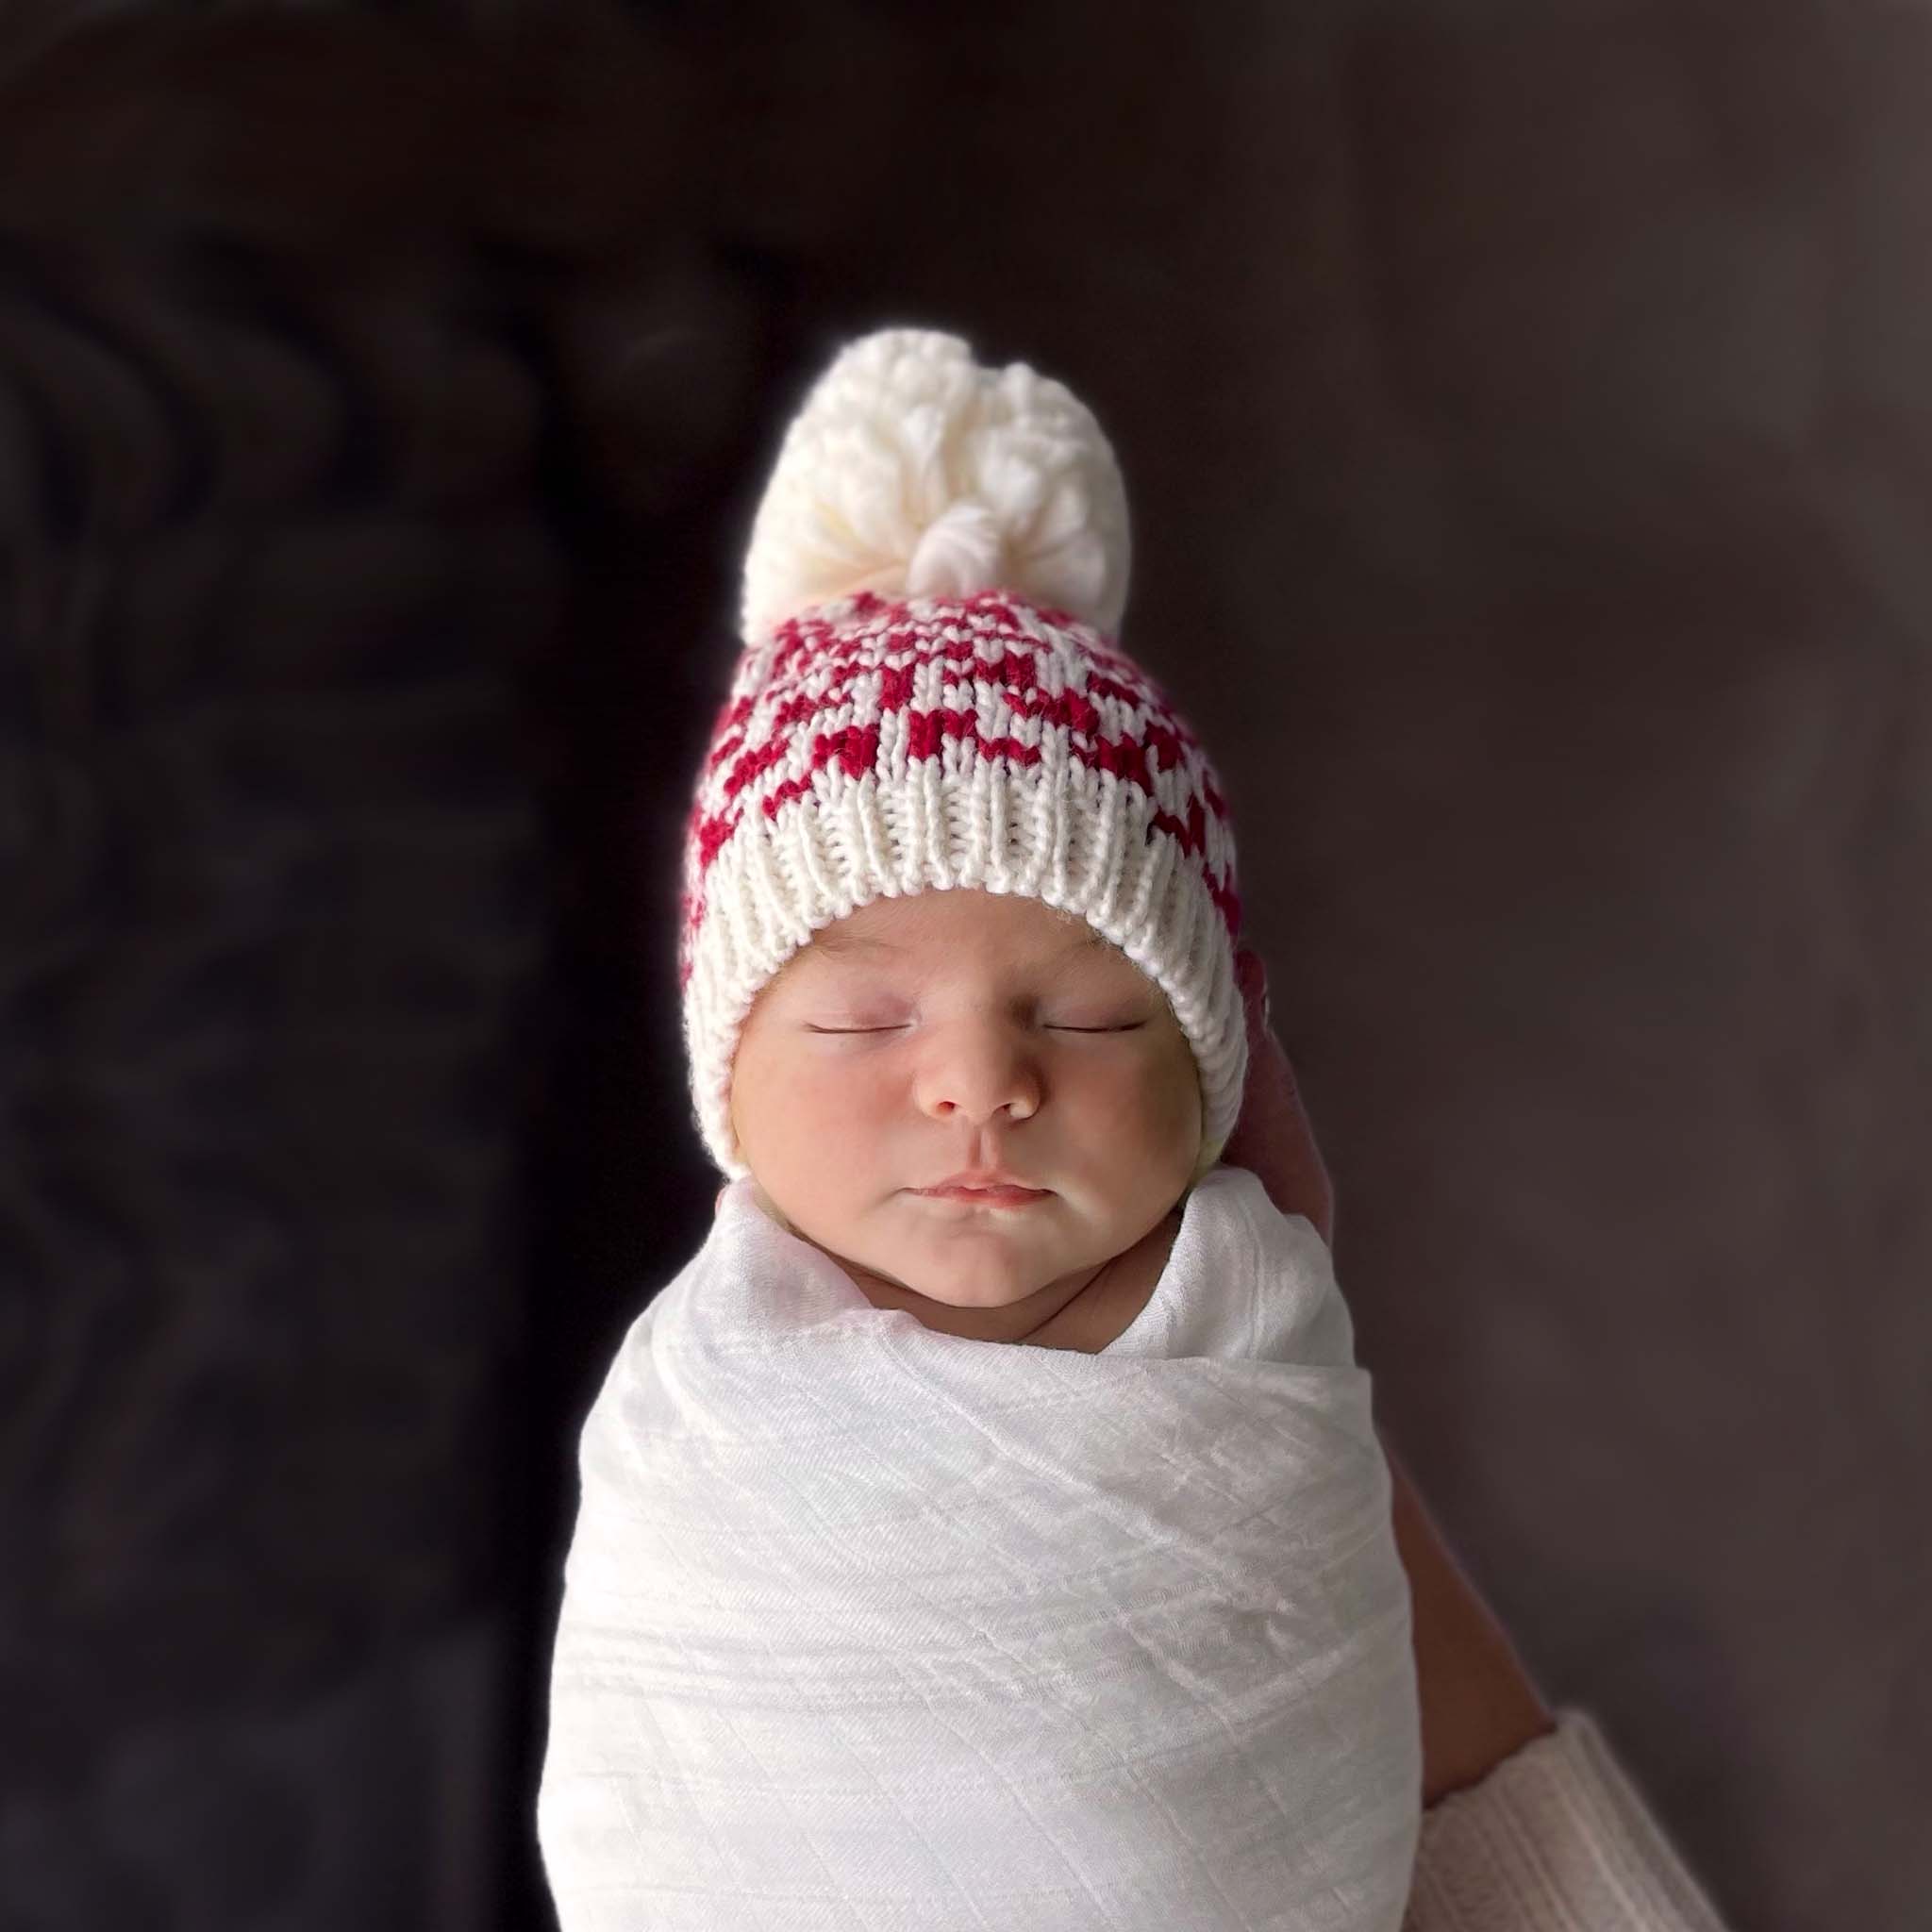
[1224,941,1556,1807]
[1221,945,1334,1244]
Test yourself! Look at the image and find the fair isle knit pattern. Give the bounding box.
[677,583,1248,1181]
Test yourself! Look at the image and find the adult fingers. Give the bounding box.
[1224,951,1330,1234]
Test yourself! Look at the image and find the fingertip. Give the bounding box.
[1236,948,1264,1005]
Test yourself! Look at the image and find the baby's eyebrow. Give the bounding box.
[808,926,1105,961]
[808,932,902,958]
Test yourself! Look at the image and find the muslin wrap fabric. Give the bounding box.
[537,1164,1422,1930]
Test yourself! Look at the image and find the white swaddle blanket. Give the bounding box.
[537,1164,1421,1931]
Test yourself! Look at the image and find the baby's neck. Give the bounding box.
[849,1208,1181,1353]
[1019,1208,1181,1353]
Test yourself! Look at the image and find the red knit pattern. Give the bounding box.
[678,591,1241,987]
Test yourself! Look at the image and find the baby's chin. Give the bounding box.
[865,1244,1084,1308]
[861,1212,1168,1306]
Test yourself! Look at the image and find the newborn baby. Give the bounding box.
[728,885,1202,1355]
[536,325,1421,1930]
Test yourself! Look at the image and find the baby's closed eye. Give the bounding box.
[804,1020,1148,1035]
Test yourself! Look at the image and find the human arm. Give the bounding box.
[1224,945,1733,1929]
[1221,944,1555,1805]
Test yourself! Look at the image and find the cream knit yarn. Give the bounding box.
[677,326,1247,1183]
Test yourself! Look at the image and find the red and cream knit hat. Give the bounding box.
[677,326,1247,1183]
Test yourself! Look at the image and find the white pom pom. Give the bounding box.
[739,327,1131,642]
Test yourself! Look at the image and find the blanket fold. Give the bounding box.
[538,1164,1421,1931]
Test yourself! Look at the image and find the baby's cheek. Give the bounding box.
[1129,1054,1205,1158]
[1062,1058,1189,1152]
[795,1065,895,1143]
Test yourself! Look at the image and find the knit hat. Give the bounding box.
[676,325,1247,1185]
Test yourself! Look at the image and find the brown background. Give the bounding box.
[1,4,1922,1928]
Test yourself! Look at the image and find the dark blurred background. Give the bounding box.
[2,3,1924,1929]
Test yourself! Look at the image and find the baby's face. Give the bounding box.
[728,888,1203,1328]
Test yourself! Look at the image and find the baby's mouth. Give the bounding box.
[914,1182,1052,1207]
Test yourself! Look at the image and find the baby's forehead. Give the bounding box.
[798,894,1110,969]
